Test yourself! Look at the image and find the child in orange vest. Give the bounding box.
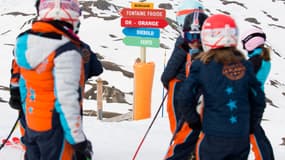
[9,0,94,159]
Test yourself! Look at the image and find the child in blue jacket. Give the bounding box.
[176,14,266,160]
[241,27,274,160]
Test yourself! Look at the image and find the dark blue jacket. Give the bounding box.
[81,43,103,81]
[176,59,265,137]
[161,36,189,88]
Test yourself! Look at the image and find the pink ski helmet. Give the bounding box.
[38,0,81,28]
[241,27,266,52]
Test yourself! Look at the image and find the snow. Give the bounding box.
[1,0,285,159]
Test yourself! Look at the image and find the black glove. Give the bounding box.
[73,140,93,160]
[250,118,261,134]
[188,120,202,131]
[9,87,22,110]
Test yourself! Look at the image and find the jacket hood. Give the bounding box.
[15,30,70,70]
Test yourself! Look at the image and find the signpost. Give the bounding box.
[122,28,160,38]
[131,2,153,9]
[120,8,166,19]
[121,18,168,28]
[123,36,160,48]
[120,2,168,120]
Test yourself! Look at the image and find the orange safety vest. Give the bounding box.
[20,43,85,132]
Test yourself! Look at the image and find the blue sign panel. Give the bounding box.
[122,28,160,38]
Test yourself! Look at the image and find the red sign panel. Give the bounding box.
[121,18,168,28]
[120,8,166,19]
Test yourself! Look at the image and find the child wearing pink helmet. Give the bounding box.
[10,0,93,159]
[241,27,275,160]
[241,28,271,90]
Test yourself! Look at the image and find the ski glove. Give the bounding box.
[73,140,93,160]
[9,87,22,110]
[188,119,202,131]
[250,118,262,133]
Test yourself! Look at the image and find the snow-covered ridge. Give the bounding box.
[0,0,284,159]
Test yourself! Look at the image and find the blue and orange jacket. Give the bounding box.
[10,58,20,87]
[161,35,201,88]
[161,36,190,88]
[176,59,266,137]
[14,21,86,145]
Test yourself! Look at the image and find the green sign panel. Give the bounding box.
[123,36,160,48]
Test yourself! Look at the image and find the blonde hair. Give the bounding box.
[199,47,246,64]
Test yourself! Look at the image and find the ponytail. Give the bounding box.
[261,46,271,61]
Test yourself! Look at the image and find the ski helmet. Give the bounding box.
[201,14,238,52]
[182,11,208,43]
[241,27,266,52]
[37,0,81,29]
[176,0,204,28]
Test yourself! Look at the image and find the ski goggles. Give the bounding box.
[184,31,201,43]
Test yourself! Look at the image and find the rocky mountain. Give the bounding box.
[0,0,284,113]
[0,1,285,158]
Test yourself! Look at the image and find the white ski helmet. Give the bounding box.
[241,27,266,52]
[176,0,204,28]
[38,0,81,29]
[201,14,238,52]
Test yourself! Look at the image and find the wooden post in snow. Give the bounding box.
[96,78,103,120]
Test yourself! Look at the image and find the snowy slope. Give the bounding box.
[0,0,285,159]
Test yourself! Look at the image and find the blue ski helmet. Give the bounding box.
[176,0,204,28]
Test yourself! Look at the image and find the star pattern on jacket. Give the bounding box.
[225,86,233,95]
[227,99,237,111]
[225,86,238,124]
[30,88,36,101]
[229,116,237,124]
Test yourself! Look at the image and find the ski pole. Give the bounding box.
[161,49,167,118]
[168,119,184,146]
[132,92,168,160]
[0,112,20,151]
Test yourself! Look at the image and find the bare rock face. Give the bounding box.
[84,81,132,105]
[158,3,173,10]
[101,61,133,78]
[281,137,285,145]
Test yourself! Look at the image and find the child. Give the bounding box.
[161,8,208,160]
[176,14,266,160]
[241,28,271,91]
[12,0,93,159]
[241,27,275,160]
